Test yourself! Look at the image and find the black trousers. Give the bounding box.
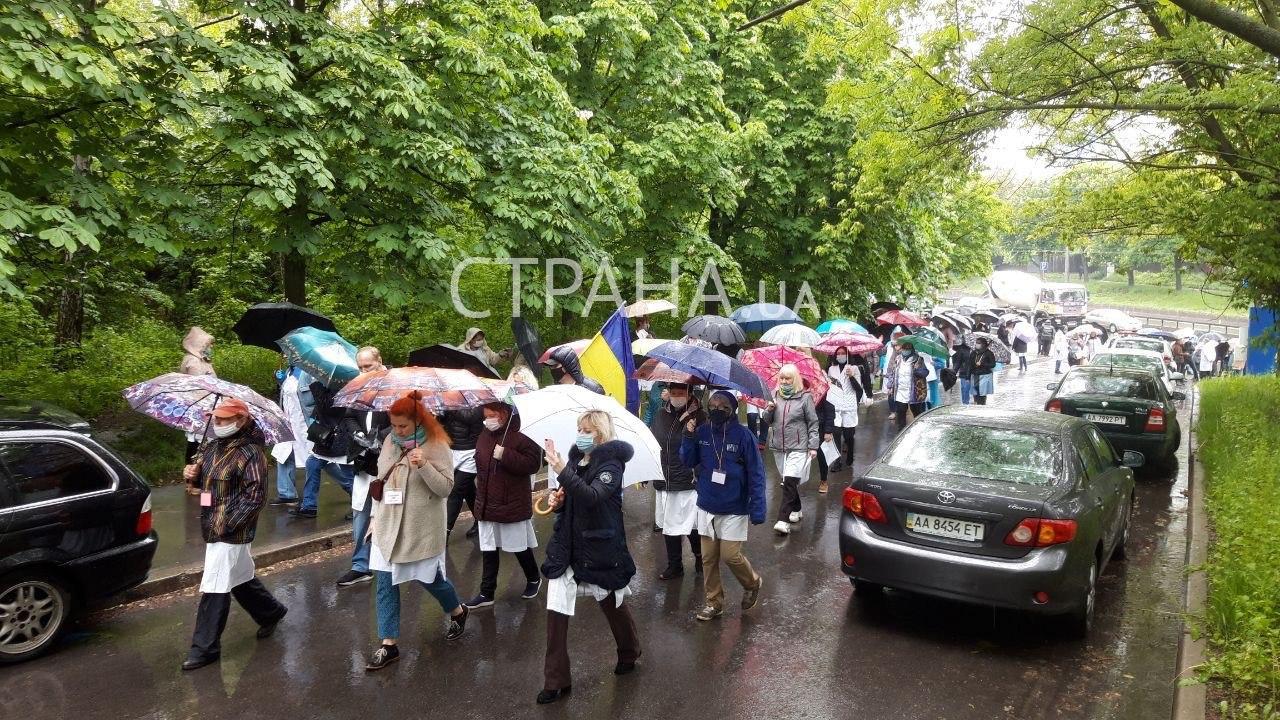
[544,595,640,691]
[777,476,802,521]
[894,402,927,429]
[663,531,701,571]
[479,548,540,597]
[446,470,477,532]
[833,426,856,465]
[189,577,285,659]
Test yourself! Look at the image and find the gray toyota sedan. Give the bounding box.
[838,406,1138,637]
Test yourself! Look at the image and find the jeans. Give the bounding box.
[959,377,972,405]
[374,570,460,640]
[446,470,477,532]
[301,457,354,512]
[276,456,299,501]
[351,494,371,573]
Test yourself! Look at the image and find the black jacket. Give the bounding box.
[970,347,997,377]
[307,382,356,458]
[346,410,390,475]
[952,344,973,379]
[850,355,873,394]
[441,408,484,452]
[651,401,705,492]
[546,346,606,395]
[541,440,636,591]
[815,398,835,436]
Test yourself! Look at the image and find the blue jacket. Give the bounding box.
[541,440,637,590]
[680,418,767,524]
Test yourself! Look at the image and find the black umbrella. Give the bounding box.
[681,315,746,346]
[870,301,901,316]
[511,316,547,385]
[232,302,336,351]
[971,309,1000,325]
[406,344,501,379]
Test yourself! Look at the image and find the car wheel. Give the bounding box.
[1066,561,1098,639]
[0,572,71,664]
[1113,498,1132,561]
[851,578,884,598]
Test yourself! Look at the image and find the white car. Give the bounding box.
[1085,308,1142,333]
[1107,335,1171,357]
[1090,348,1184,394]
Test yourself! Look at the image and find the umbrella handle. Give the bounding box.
[534,492,555,516]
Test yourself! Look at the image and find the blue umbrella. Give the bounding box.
[645,341,769,401]
[816,318,869,335]
[730,303,801,335]
[278,326,359,387]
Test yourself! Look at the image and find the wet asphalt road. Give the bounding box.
[0,357,1191,720]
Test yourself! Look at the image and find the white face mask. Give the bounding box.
[212,421,240,439]
[483,418,503,431]
[669,396,688,409]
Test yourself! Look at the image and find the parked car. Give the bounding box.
[0,398,158,663]
[838,406,1138,637]
[1045,366,1183,472]
[1084,308,1142,334]
[1107,335,1171,357]
[1090,347,1181,395]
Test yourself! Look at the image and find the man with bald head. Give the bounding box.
[335,346,389,588]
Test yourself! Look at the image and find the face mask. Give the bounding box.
[900,349,914,359]
[669,396,688,410]
[836,354,848,365]
[213,421,239,439]
[483,418,503,432]
[202,348,213,361]
[709,408,731,425]
[779,383,795,398]
[550,367,566,382]
[575,433,596,452]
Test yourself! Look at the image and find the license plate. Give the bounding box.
[905,512,984,541]
[1084,413,1126,425]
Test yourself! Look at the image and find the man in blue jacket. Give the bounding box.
[680,390,766,621]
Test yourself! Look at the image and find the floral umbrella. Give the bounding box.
[123,373,293,445]
[964,331,1013,363]
[814,332,883,356]
[738,345,829,407]
[333,367,531,413]
[875,309,928,328]
[632,358,699,385]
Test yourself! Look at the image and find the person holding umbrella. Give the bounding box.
[884,338,930,429]
[969,337,997,405]
[271,364,314,507]
[336,347,389,588]
[538,411,641,705]
[650,383,705,580]
[441,407,485,539]
[1051,328,1069,374]
[181,399,287,671]
[825,347,865,473]
[761,365,819,536]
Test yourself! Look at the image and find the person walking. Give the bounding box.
[464,402,543,608]
[970,337,997,406]
[825,348,864,473]
[650,384,705,579]
[884,339,930,428]
[178,327,216,464]
[1050,329,1069,374]
[271,364,314,507]
[679,390,765,622]
[181,399,287,671]
[761,365,818,537]
[336,347,388,588]
[1012,332,1029,373]
[538,411,640,705]
[1038,321,1054,357]
[290,379,356,519]
[952,338,973,405]
[814,394,836,495]
[441,407,485,539]
[365,395,469,671]
[1087,330,1103,362]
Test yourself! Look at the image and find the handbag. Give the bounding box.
[369,457,407,503]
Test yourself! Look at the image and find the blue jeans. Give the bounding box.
[352,493,371,573]
[375,570,460,640]
[301,457,354,512]
[959,378,972,405]
[276,455,299,501]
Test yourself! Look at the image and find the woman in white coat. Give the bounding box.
[1050,329,1069,374]
[825,347,866,474]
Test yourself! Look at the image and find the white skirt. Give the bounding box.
[369,542,447,586]
[546,567,631,617]
[773,450,813,485]
[655,489,698,536]
[695,510,749,543]
[478,519,538,553]
[200,542,255,594]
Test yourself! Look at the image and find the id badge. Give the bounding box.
[711,471,727,485]
[199,492,212,507]
[383,489,404,505]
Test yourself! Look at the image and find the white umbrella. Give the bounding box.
[512,384,661,489]
[759,323,822,348]
[1172,327,1195,340]
[631,337,672,356]
[1013,321,1037,344]
[626,299,677,317]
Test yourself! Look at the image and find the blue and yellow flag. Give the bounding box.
[579,307,640,413]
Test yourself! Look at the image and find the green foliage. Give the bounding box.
[1197,376,1280,718]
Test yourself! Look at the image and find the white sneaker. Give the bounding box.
[788,511,802,523]
[773,521,791,535]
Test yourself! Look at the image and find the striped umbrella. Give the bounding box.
[333,367,531,413]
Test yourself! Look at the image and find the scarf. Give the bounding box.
[391,426,425,448]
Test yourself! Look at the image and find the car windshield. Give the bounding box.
[1059,372,1159,399]
[883,421,1059,486]
[1093,353,1162,375]
[1057,290,1087,303]
[1114,338,1164,353]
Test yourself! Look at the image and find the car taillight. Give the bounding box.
[1144,407,1165,432]
[842,487,887,523]
[1005,518,1077,547]
[136,495,153,537]
[1045,399,1062,413]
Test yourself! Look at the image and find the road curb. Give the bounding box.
[1172,430,1209,720]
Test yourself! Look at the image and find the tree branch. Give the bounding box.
[1167,0,1280,59]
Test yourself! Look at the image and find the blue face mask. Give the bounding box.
[575,433,596,452]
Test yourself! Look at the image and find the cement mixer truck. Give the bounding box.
[985,270,1088,328]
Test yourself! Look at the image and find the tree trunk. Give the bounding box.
[1127,268,1134,286]
[53,251,84,369]
[1167,0,1280,61]
[281,250,307,305]
[1080,254,1089,281]
[1174,254,1184,291]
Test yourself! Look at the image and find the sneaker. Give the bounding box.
[288,507,317,518]
[365,643,400,671]
[695,605,723,621]
[817,481,829,494]
[521,579,542,599]
[773,521,791,535]
[336,570,372,588]
[269,497,299,507]
[658,566,684,580]
[536,686,571,705]
[446,606,468,640]
[788,511,802,523]
[742,578,763,611]
[464,594,494,609]
[256,608,286,639]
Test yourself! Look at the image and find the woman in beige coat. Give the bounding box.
[365,393,468,671]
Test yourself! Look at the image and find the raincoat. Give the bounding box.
[179,327,216,377]
[461,327,503,367]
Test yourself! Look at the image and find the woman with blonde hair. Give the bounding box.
[761,364,818,536]
[364,393,468,671]
[537,409,640,704]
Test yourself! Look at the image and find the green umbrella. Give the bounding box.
[900,333,949,360]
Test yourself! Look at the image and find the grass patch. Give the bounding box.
[1197,376,1280,719]
[946,272,1246,319]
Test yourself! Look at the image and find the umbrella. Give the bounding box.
[538,339,591,364]
[964,331,1012,363]
[278,327,359,387]
[232,302,336,351]
[333,367,529,413]
[123,373,293,446]
[1172,327,1196,340]
[1199,331,1225,344]
[870,301,901,315]
[632,358,699,385]
[681,315,746,346]
[814,332,883,356]
[625,299,677,317]
[512,385,661,489]
[739,345,829,405]
[1137,328,1178,342]
[875,309,927,328]
[1068,325,1097,338]
[971,310,1000,325]
[730,303,801,335]
[1013,321,1037,344]
[943,312,974,330]
[900,333,949,360]
[759,323,822,348]
[999,313,1025,325]
[931,315,961,334]
[408,344,502,379]
[816,318,869,335]
[645,341,769,400]
[914,326,948,347]
[631,338,672,356]
[512,316,545,377]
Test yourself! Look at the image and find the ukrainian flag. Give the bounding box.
[579,307,640,413]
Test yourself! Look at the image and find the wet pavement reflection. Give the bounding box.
[0,357,1191,720]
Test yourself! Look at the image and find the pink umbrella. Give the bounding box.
[333,367,531,413]
[739,346,829,407]
[875,309,927,327]
[632,358,699,385]
[815,332,883,356]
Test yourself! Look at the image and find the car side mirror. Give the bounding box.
[1170,372,1185,381]
[1171,391,1186,401]
[1045,383,1058,391]
[1120,450,1145,468]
